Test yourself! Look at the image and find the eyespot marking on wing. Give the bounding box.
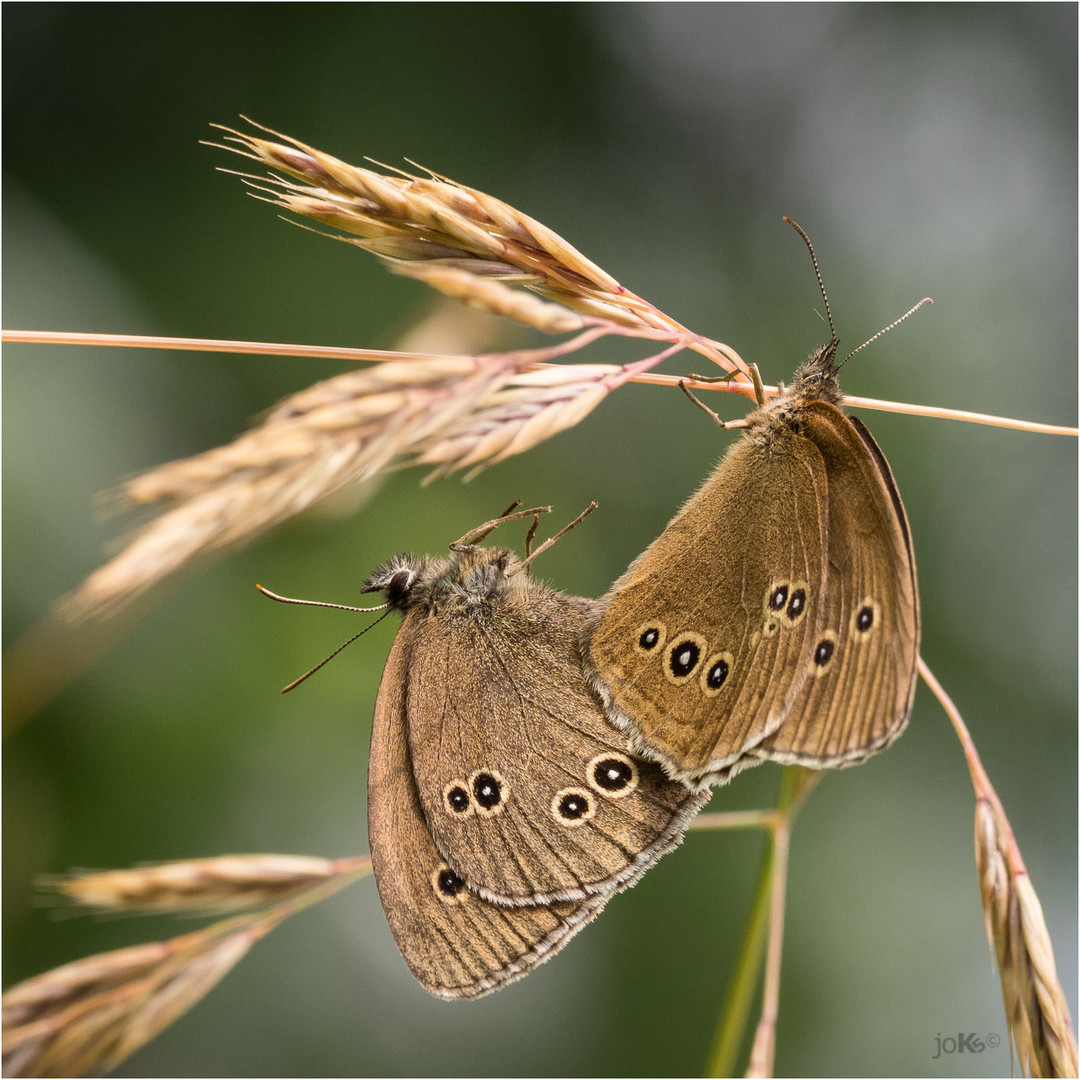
[432,864,469,905]
[634,622,667,656]
[469,770,508,817]
[810,630,838,676]
[443,781,473,817]
[700,652,734,697]
[851,598,880,639]
[586,753,638,799]
[665,632,707,684]
[552,788,596,827]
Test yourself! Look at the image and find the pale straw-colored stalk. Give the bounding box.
[2,856,370,1078]
[919,658,1078,1078]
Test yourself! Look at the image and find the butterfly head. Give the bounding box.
[362,547,526,614]
[789,338,843,406]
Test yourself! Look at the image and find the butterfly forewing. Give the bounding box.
[368,619,609,999]
[405,583,709,904]
[586,433,830,785]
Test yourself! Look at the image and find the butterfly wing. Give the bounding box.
[751,403,920,766]
[368,617,609,999]
[405,587,709,905]
[585,431,830,786]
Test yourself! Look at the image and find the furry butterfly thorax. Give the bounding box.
[585,332,921,792]
[362,531,708,999]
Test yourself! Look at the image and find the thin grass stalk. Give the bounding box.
[706,833,774,1078]
[5,330,1076,438]
[700,769,820,1078]
[743,769,819,1079]
[919,657,1078,1078]
[745,810,789,1079]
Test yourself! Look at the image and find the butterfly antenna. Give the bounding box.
[449,504,551,550]
[256,583,391,614]
[256,583,394,693]
[783,217,837,344]
[278,611,394,693]
[840,297,934,370]
[516,502,598,575]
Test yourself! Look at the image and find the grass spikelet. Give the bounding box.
[59,337,618,620]
[2,922,259,1077]
[40,118,761,621]
[388,263,588,333]
[415,363,620,479]
[211,118,675,333]
[53,855,342,915]
[973,799,1078,1078]
[3,856,371,1077]
[919,658,1078,1078]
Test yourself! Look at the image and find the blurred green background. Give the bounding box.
[3,4,1075,1077]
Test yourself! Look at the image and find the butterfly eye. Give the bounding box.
[587,753,638,799]
[664,632,707,684]
[469,770,508,816]
[431,864,469,905]
[810,631,838,676]
[442,781,473,817]
[552,788,596,827]
[385,568,415,605]
[633,621,668,656]
[700,652,734,697]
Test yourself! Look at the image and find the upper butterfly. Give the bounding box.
[584,225,921,791]
[362,505,709,999]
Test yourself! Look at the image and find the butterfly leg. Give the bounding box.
[449,503,551,550]
[679,364,766,426]
[517,502,598,573]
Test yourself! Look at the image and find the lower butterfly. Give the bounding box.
[268,503,709,998]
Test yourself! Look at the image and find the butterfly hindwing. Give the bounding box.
[752,403,919,765]
[367,619,609,999]
[405,584,709,904]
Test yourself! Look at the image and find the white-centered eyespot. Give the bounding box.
[586,753,638,799]
[468,769,509,817]
[552,787,596,827]
[431,864,469,905]
[700,651,734,697]
[850,598,880,640]
[443,780,474,818]
[810,630,838,676]
[664,632,708,685]
[633,621,668,656]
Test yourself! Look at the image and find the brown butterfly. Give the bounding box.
[585,223,921,791]
[362,506,709,998]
